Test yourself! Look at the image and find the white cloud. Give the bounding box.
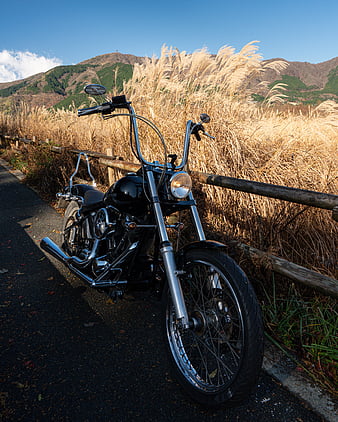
[0,50,63,83]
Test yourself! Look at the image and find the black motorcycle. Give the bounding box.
[41,84,264,408]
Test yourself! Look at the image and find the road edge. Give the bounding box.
[263,341,337,422]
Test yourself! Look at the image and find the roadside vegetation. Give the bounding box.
[0,42,337,394]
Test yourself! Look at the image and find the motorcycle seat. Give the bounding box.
[82,189,105,211]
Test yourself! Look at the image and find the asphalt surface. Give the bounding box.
[0,161,328,422]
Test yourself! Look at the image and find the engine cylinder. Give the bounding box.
[94,208,111,238]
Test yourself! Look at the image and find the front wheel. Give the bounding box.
[162,248,264,407]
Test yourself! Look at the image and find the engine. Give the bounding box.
[94,207,115,238]
[91,206,122,277]
[90,174,149,278]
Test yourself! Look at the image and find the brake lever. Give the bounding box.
[202,130,215,140]
[191,120,215,141]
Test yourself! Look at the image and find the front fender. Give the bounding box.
[175,240,227,272]
[181,240,227,254]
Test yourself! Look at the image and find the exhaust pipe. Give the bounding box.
[40,237,69,264]
[40,237,109,287]
[40,237,126,288]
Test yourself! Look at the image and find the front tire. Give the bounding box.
[162,248,264,407]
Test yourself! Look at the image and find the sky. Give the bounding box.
[1,0,337,82]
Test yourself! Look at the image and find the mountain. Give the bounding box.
[0,53,144,110]
[0,52,337,109]
[79,52,145,66]
[262,57,338,87]
[255,57,338,103]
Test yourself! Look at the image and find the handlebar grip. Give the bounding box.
[78,103,113,117]
[191,123,203,141]
[194,131,202,141]
[78,105,100,117]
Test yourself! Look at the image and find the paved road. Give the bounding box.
[0,163,325,422]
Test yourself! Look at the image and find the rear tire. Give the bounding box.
[162,248,264,407]
[61,201,80,255]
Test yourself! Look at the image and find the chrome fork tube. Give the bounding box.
[188,192,206,241]
[146,170,189,328]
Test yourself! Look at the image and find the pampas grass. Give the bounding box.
[1,42,337,277]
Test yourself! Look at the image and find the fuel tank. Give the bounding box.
[104,173,148,216]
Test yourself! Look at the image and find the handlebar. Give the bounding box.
[78,103,113,116]
[77,92,214,170]
[78,95,131,117]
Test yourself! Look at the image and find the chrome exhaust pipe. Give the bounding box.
[40,237,69,264]
[40,237,126,288]
[41,237,99,268]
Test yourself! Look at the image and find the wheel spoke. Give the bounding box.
[194,333,234,383]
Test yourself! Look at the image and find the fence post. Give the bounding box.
[106,148,114,186]
[333,206,338,222]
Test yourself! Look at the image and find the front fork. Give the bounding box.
[146,170,205,329]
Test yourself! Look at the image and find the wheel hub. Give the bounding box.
[190,309,220,335]
[189,300,233,338]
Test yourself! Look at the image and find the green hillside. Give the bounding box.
[323,66,338,95]
[43,64,95,95]
[96,63,133,91]
[0,61,134,110]
[0,80,27,97]
[265,68,338,104]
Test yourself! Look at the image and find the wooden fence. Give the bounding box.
[1,134,337,298]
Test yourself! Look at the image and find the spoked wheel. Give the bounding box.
[163,248,264,407]
[61,201,81,255]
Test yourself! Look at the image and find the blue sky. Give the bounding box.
[1,0,337,82]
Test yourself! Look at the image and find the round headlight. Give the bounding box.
[170,172,192,199]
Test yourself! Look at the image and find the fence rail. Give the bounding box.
[1,134,337,297]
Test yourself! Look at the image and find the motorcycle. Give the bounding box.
[40,84,264,408]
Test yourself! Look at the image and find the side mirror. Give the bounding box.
[200,113,210,123]
[84,84,107,96]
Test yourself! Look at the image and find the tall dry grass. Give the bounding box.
[125,43,337,278]
[0,42,337,278]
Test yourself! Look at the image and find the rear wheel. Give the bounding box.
[61,201,81,255]
[163,248,264,407]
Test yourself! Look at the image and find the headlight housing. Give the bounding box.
[169,172,192,199]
